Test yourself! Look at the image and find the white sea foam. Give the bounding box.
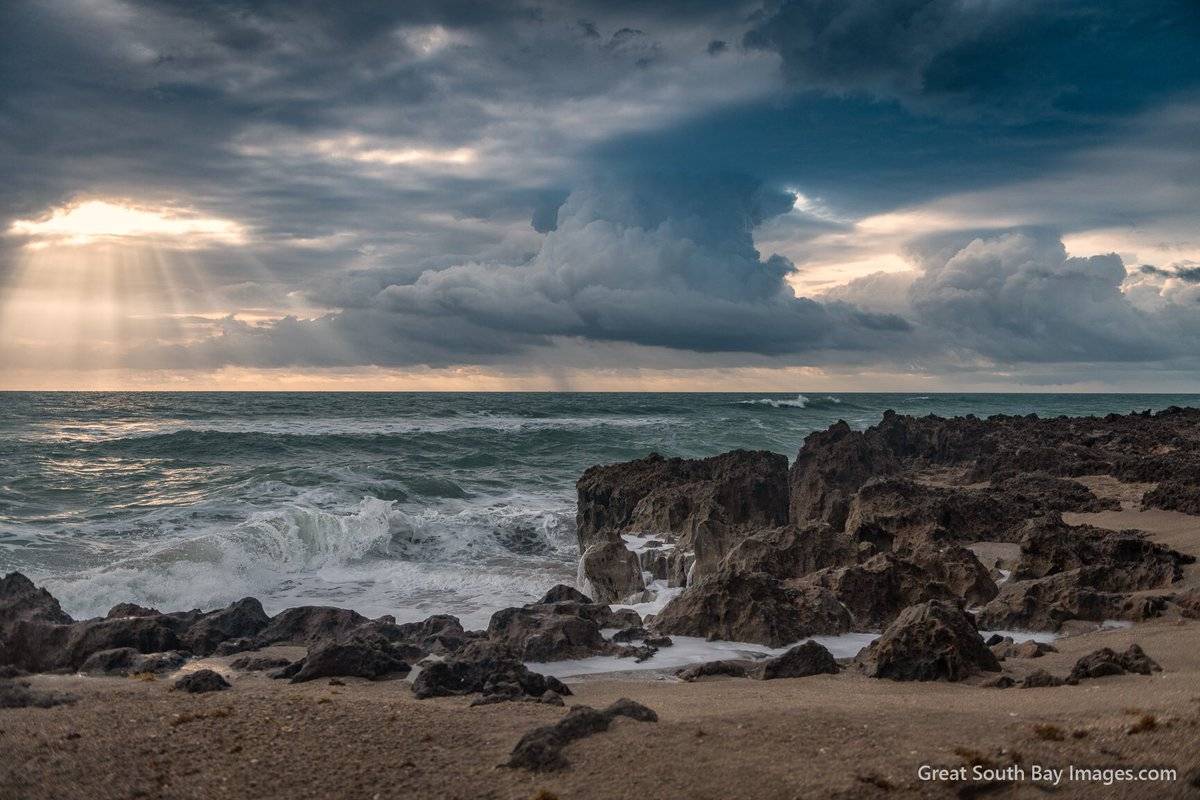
[740,394,810,408]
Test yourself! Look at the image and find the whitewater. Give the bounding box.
[2,391,1197,630]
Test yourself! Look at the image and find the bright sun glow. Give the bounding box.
[8,200,247,249]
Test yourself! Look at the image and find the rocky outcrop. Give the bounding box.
[250,606,374,649]
[80,647,186,676]
[675,659,753,681]
[789,422,899,529]
[577,540,644,603]
[174,669,230,693]
[179,597,270,656]
[411,641,571,701]
[1142,481,1200,515]
[720,523,853,580]
[1068,644,1160,681]
[652,569,852,646]
[976,569,1163,632]
[857,600,1000,681]
[487,596,630,661]
[0,572,72,628]
[505,698,658,771]
[1011,515,1191,590]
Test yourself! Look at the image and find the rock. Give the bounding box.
[250,606,373,648]
[80,647,186,676]
[0,572,72,628]
[1021,669,1066,688]
[577,450,788,547]
[0,679,75,708]
[610,627,650,643]
[1142,480,1200,515]
[981,674,1015,689]
[652,569,852,647]
[180,598,271,656]
[505,698,658,771]
[289,635,414,683]
[537,585,593,605]
[797,553,961,630]
[1011,640,1057,659]
[755,641,838,680]
[977,569,1147,632]
[577,540,645,603]
[229,655,292,671]
[411,641,571,701]
[1068,644,1161,682]
[1177,588,1200,619]
[386,614,471,655]
[674,659,752,681]
[858,600,1000,681]
[720,523,853,581]
[105,603,161,619]
[268,661,304,680]
[789,422,900,530]
[487,602,615,662]
[174,669,230,693]
[906,544,999,607]
[644,635,673,647]
[1011,515,1191,590]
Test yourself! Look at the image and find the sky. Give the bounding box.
[1,0,1199,391]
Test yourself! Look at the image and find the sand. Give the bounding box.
[3,502,1199,800]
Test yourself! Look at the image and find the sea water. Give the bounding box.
[1,391,1195,632]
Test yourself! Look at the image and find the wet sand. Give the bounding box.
[3,501,1199,800]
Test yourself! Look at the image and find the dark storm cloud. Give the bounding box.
[3,0,1200,383]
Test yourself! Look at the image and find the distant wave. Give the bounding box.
[738,394,845,409]
[36,415,678,444]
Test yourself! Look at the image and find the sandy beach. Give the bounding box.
[5,499,1199,800]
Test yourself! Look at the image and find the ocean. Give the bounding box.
[2,391,1196,629]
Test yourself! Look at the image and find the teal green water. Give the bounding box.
[1,392,1195,626]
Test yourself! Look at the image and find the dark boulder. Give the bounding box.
[1068,644,1160,682]
[229,655,292,671]
[180,598,270,656]
[674,659,752,681]
[1142,481,1200,515]
[537,585,593,605]
[858,600,1000,681]
[1011,515,1191,590]
[106,603,161,619]
[80,647,186,676]
[0,572,72,627]
[652,569,851,647]
[251,606,373,648]
[789,422,900,530]
[577,540,644,603]
[411,641,570,701]
[1020,669,1066,688]
[174,669,230,693]
[505,698,658,771]
[797,553,963,630]
[756,640,838,680]
[720,524,853,581]
[289,634,415,683]
[977,569,1163,632]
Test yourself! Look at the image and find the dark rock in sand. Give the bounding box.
[0,678,75,708]
[976,568,1165,632]
[1068,644,1160,682]
[1020,669,1066,688]
[1011,514,1191,590]
[268,661,304,680]
[229,655,292,671]
[653,568,852,647]
[756,640,838,680]
[858,600,1000,682]
[505,698,658,771]
[1177,588,1200,619]
[487,602,616,662]
[80,647,186,676]
[385,614,472,655]
[675,659,752,681]
[411,641,570,701]
[251,606,373,649]
[290,634,414,683]
[174,669,230,693]
[180,597,271,656]
[1142,481,1200,515]
[981,674,1015,689]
